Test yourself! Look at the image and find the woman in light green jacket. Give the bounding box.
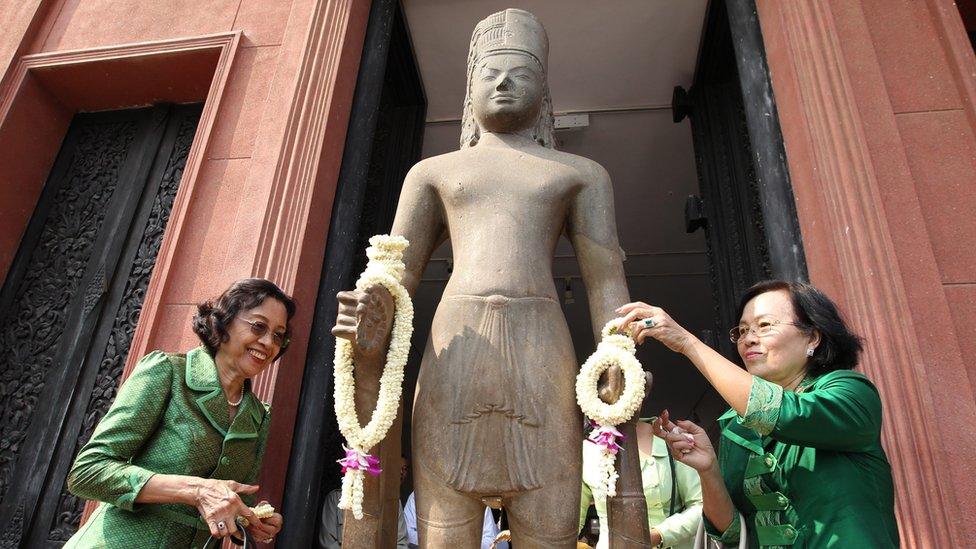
[618,280,898,548]
[580,419,703,549]
[66,278,294,548]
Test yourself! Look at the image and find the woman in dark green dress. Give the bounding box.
[617,280,898,548]
[65,278,294,548]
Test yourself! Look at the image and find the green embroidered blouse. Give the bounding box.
[65,347,271,549]
[705,370,899,548]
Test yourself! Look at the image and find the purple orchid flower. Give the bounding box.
[337,446,383,476]
[586,424,625,455]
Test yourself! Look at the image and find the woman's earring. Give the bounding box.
[806,348,815,357]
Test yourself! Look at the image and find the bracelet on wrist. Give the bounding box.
[651,528,665,548]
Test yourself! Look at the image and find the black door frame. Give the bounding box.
[278,0,425,545]
[675,0,807,352]
[725,0,807,281]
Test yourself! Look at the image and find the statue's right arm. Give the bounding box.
[332,162,445,355]
[389,161,448,296]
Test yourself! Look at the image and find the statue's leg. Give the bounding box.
[413,458,484,549]
[504,456,582,549]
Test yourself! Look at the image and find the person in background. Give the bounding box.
[320,451,409,548]
[319,487,408,549]
[403,491,506,549]
[619,280,898,547]
[65,278,293,547]
[580,416,703,549]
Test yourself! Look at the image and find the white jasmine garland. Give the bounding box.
[334,234,414,519]
[576,319,645,497]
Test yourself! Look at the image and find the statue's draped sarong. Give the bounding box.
[415,293,577,495]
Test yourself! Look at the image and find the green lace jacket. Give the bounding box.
[705,370,899,548]
[65,347,271,549]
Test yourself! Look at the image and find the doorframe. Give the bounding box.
[724,0,807,281]
[677,0,808,348]
[0,31,241,305]
[278,0,426,545]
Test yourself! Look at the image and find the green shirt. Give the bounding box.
[65,347,271,549]
[581,436,703,549]
[706,370,899,548]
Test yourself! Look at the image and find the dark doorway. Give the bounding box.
[675,0,807,362]
[0,103,201,547]
[278,0,426,545]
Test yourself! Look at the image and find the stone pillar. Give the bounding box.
[756,0,976,545]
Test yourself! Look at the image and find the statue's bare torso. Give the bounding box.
[421,143,591,300]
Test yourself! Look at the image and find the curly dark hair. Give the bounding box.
[191,278,297,359]
[736,280,863,376]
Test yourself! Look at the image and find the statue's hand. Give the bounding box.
[598,369,653,407]
[332,285,395,360]
[598,364,624,404]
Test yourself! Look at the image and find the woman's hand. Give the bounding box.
[652,411,717,473]
[193,479,259,539]
[244,501,283,544]
[332,285,395,360]
[615,302,698,354]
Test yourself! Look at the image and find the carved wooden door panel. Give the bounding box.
[676,0,807,367]
[675,0,771,359]
[0,103,201,548]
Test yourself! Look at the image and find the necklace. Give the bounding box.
[227,386,244,407]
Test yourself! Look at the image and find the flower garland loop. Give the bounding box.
[333,235,414,519]
[575,319,645,497]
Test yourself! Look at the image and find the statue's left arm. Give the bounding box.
[568,160,652,548]
[567,160,629,335]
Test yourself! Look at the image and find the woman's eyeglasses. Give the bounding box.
[728,318,800,343]
[241,318,289,349]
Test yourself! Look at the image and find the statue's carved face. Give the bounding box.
[471,52,544,135]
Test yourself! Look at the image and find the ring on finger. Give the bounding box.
[642,317,656,329]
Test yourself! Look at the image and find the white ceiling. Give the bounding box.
[403,0,710,121]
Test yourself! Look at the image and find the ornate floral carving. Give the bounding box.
[46,111,200,542]
[0,120,138,505]
[0,503,25,548]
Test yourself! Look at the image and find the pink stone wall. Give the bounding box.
[758,0,976,545]
[0,0,372,520]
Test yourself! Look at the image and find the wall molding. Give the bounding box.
[0,31,240,124]
[243,0,368,404]
[764,1,958,545]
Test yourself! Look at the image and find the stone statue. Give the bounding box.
[334,9,649,548]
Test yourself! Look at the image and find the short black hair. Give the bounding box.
[736,280,863,376]
[192,278,297,359]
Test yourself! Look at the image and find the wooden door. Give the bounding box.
[0,103,201,547]
[675,0,807,359]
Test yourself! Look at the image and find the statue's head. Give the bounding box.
[460,9,555,149]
